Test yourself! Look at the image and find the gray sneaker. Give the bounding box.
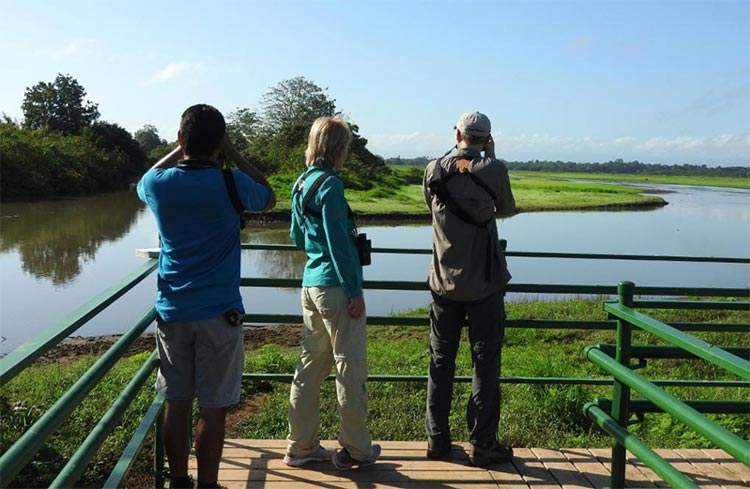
[332,444,382,470]
[283,446,336,467]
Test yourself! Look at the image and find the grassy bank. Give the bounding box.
[269,167,669,219]
[3,298,746,487]
[511,171,750,190]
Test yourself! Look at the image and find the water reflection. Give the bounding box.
[0,191,145,284]
[242,227,306,279]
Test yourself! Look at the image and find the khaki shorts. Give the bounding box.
[155,315,244,408]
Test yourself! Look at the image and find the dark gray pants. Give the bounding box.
[425,291,505,447]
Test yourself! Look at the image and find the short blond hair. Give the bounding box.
[305,116,352,168]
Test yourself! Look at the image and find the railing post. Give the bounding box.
[610,280,634,488]
[154,410,165,488]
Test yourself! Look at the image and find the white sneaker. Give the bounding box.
[283,446,336,467]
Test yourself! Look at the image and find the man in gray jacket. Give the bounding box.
[422,111,516,467]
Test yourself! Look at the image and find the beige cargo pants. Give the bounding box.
[286,286,374,460]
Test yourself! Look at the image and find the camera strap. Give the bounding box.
[221,168,246,215]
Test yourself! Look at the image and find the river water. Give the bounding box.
[1,183,748,354]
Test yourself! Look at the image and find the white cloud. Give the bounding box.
[142,62,201,86]
[370,130,749,165]
[638,134,750,152]
[55,37,97,57]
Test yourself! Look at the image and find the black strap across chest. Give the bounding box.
[428,161,496,229]
[295,169,354,220]
[428,158,499,281]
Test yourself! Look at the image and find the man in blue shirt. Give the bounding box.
[137,104,275,488]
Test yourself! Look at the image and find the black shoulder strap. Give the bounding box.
[466,172,497,202]
[222,169,245,215]
[301,172,334,215]
[296,171,355,220]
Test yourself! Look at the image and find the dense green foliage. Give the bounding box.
[2,74,147,201]
[0,122,145,200]
[225,77,389,189]
[133,124,167,154]
[22,74,100,134]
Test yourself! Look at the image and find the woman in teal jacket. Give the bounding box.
[284,116,380,470]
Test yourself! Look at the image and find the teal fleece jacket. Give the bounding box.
[290,167,363,299]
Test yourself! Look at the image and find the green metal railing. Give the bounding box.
[583,280,750,488]
[0,244,747,488]
[0,261,162,489]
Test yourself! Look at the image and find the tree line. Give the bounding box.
[1,74,389,201]
[1,74,149,200]
[3,73,745,201]
[386,156,749,178]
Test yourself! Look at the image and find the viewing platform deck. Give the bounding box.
[191,440,750,488]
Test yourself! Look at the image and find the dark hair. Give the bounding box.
[179,104,226,158]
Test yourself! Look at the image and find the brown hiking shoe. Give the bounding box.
[469,441,514,467]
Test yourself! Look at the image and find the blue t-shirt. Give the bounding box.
[137,162,270,322]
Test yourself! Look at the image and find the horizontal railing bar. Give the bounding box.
[240,278,750,298]
[667,322,750,333]
[50,351,160,489]
[604,303,750,380]
[0,307,157,488]
[595,343,750,360]
[594,398,750,414]
[632,300,750,310]
[585,346,750,464]
[0,259,158,386]
[103,394,165,489]
[239,243,750,264]
[242,373,748,388]
[242,315,617,330]
[507,251,749,264]
[242,315,747,334]
[584,403,699,488]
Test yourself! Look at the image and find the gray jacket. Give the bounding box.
[423,147,515,301]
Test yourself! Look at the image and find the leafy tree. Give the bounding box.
[21,74,100,134]
[259,76,337,133]
[85,121,146,176]
[133,124,166,153]
[226,108,261,153]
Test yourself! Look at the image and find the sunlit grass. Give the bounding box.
[511,171,750,189]
[270,170,672,216]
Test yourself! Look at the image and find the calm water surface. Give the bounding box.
[1,183,748,354]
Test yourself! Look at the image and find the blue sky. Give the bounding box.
[2,0,748,165]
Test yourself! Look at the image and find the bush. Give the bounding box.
[0,123,144,201]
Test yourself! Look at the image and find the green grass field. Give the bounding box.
[511,171,750,190]
[270,167,679,217]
